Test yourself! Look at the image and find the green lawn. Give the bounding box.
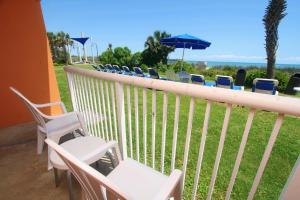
[55,64,299,200]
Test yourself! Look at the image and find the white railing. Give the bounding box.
[65,66,300,200]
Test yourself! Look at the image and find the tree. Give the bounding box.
[263,0,287,78]
[99,44,116,64]
[142,31,174,66]
[47,31,73,64]
[47,32,58,60]
[99,45,142,67]
[130,52,142,67]
[113,47,131,66]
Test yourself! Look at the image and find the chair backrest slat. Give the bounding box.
[10,87,47,129]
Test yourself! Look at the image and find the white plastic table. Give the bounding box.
[50,136,106,200]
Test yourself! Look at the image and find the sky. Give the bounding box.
[42,0,300,64]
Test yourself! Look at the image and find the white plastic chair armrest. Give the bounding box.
[34,101,67,113]
[153,169,183,200]
[82,141,121,163]
[41,111,78,121]
[41,111,88,135]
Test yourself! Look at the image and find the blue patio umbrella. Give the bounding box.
[71,37,90,62]
[160,34,211,71]
[71,37,89,46]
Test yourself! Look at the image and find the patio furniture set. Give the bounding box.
[10,87,182,200]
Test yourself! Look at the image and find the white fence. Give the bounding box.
[65,66,300,199]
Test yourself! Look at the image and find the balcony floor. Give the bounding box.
[0,137,113,200]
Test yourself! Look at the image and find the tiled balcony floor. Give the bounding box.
[0,136,113,200]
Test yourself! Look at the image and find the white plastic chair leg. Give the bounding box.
[53,168,60,187]
[37,129,46,155]
[67,170,74,200]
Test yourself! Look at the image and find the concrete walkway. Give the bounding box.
[0,139,113,200]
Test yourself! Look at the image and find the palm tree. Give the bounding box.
[263,0,287,78]
[47,32,58,60]
[56,32,73,64]
[143,31,174,66]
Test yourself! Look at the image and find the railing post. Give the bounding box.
[280,156,300,200]
[115,82,127,159]
[66,72,77,112]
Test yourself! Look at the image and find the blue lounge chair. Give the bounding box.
[191,74,205,85]
[112,65,122,74]
[191,74,216,87]
[215,75,234,89]
[98,64,107,72]
[134,67,146,77]
[91,64,100,71]
[149,68,167,80]
[121,66,133,75]
[252,78,279,95]
[216,75,243,90]
[105,64,115,73]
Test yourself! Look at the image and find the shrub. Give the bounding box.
[140,64,149,72]
[156,63,168,73]
[171,61,195,73]
[275,70,289,92]
[245,69,267,88]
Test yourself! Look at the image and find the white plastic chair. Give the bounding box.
[10,87,87,169]
[45,138,183,200]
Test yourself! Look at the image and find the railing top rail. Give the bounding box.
[64,66,300,117]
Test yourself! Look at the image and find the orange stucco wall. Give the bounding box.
[0,0,61,128]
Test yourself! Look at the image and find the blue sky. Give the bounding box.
[42,0,300,64]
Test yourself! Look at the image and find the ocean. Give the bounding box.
[190,61,300,69]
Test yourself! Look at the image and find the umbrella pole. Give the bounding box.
[181,43,185,72]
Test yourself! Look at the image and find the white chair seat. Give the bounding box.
[43,112,81,136]
[50,136,106,170]
[107,158,168,200]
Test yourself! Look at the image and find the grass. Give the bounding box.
[54,64,300,200]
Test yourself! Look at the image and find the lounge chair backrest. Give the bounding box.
[134,67,144,77]
[252,78,278,95]
[122,66,130,73]
[149,68,159,79]
[105,64,113,71]
[235,69,246,86]
[45,139,128,200]
[191,74,205,85]
[98,64,105,70]
[92,64,100,71]
[216,75,233,89]
[10,87,47,129]
[113,65,121,71]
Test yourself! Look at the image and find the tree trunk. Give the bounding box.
[63,45,69,64]
[266,54,275,79]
